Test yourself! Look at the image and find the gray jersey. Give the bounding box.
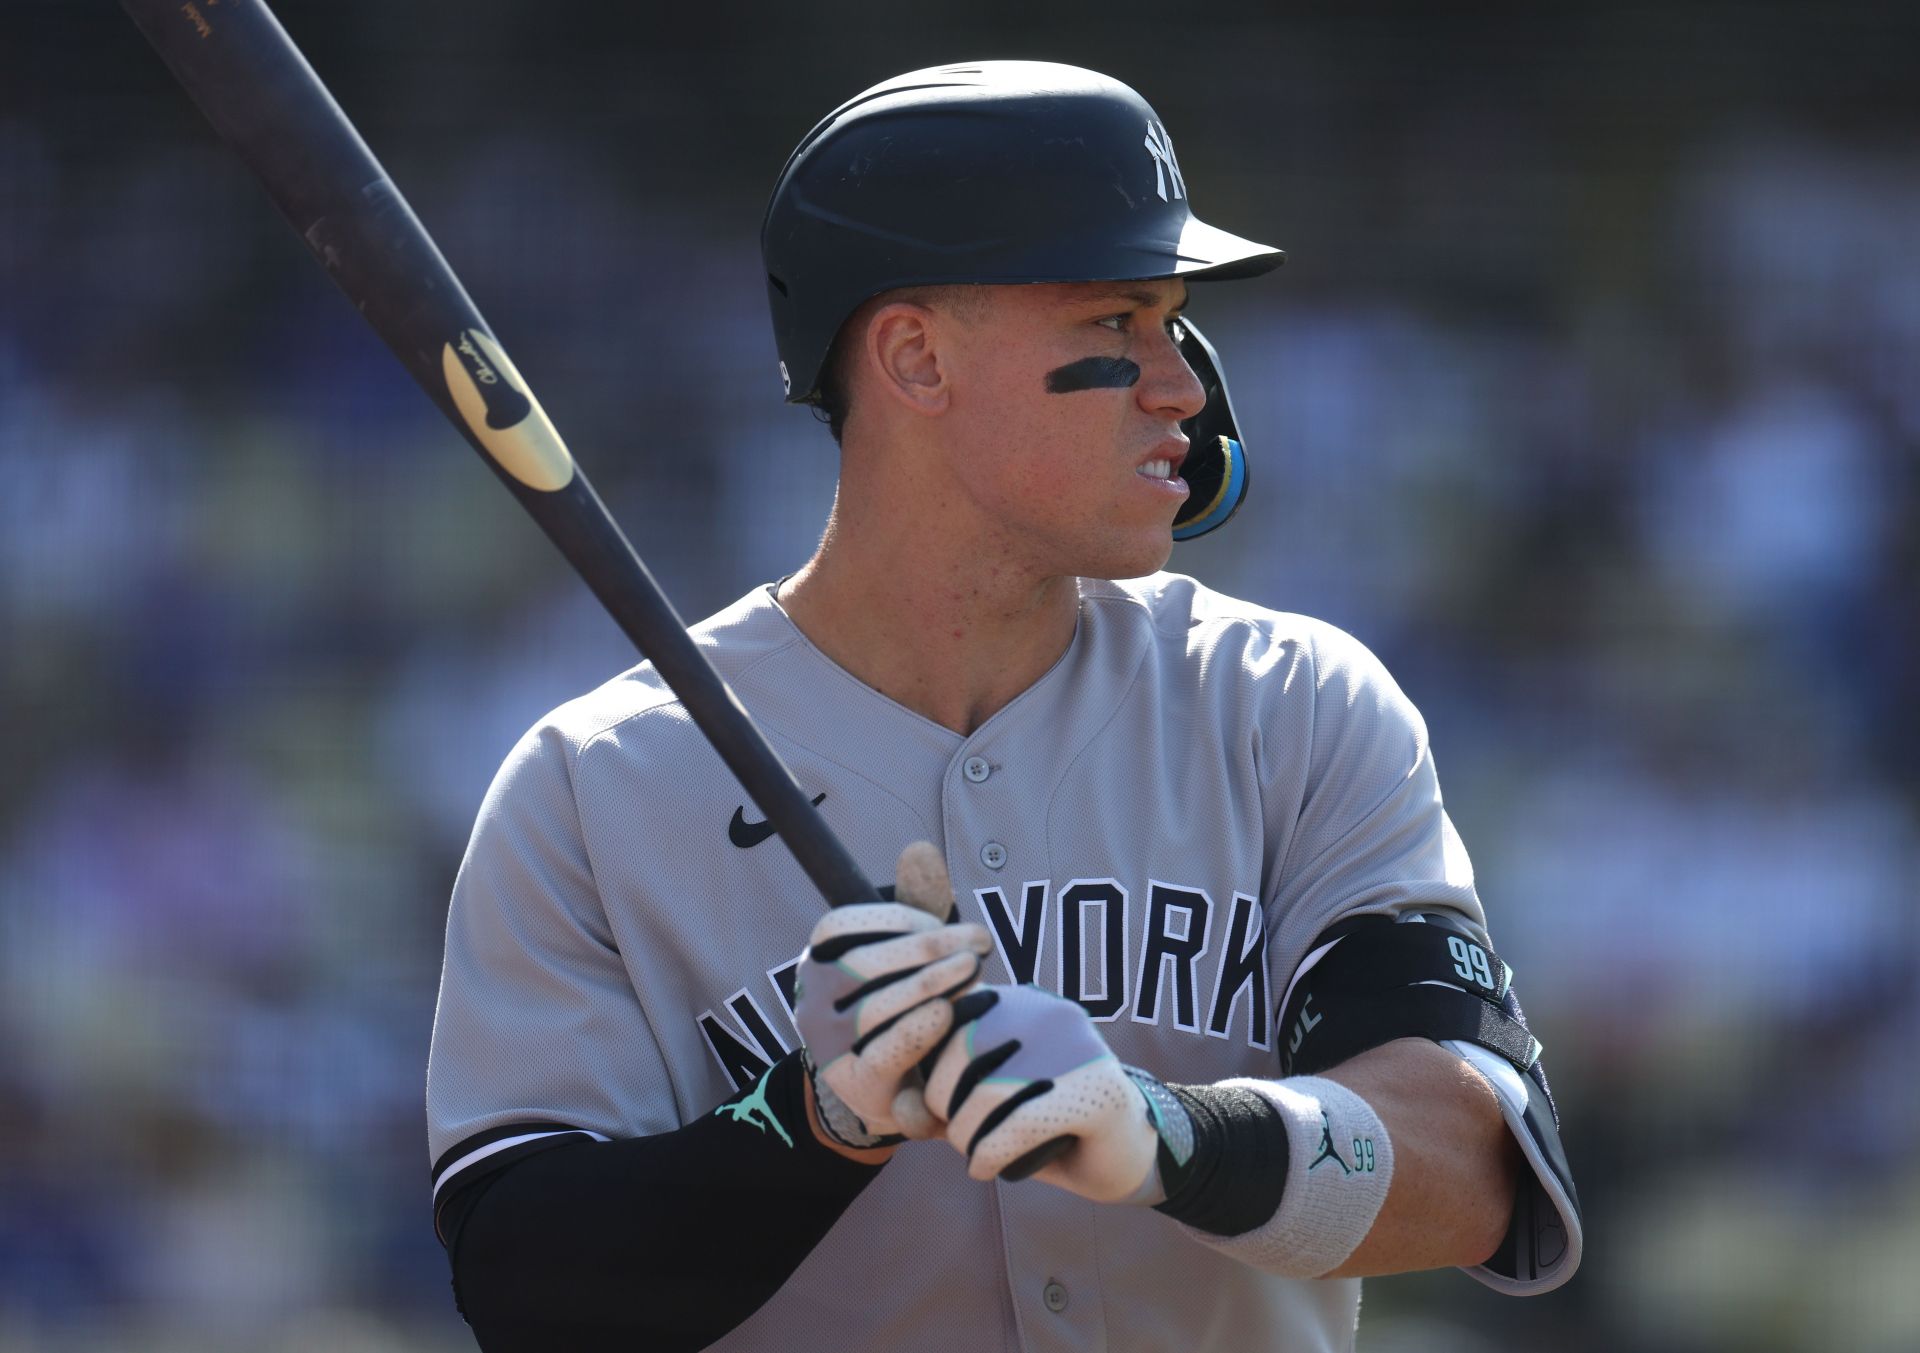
[428,572,1488,1352]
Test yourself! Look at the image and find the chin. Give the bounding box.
[1080,534,1176,582]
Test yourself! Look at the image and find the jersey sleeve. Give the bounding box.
[1264,623,1482,952]
[426,717,679,1217]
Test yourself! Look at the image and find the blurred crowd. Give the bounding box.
[4,4,1917,1350]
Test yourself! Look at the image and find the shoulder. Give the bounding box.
[1081,572,1428,768]
[1082,572,1397,694]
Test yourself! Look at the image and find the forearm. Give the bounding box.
[442,1053,887,1351]
[1319,1037,1519,1276]
[1150,1039,1518,1281]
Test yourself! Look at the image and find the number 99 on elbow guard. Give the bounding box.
[1447,936,1495,991]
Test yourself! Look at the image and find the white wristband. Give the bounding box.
[1177,1076,1393,1278]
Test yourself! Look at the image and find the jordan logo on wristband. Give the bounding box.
[1308,1109,1378,1176]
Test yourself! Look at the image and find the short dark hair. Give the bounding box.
[807,285,988,445]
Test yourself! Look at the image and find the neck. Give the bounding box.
[777,501,1079,737]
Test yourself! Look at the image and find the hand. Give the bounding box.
[923,984,1168,1205]
[794,842,990,1146]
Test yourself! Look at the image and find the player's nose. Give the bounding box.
[1139,327,1207,423]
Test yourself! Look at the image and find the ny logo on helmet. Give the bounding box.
[1144,120,1187,202]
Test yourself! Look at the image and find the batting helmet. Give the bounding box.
[761,60,1284,539]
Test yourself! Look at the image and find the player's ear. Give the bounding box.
[863,301,951,417]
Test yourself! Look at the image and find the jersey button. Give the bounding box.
[980,841,1007,870]
[962,756,991,783]
[1042,1280,1069,1313]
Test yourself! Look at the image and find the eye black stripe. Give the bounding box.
[1044,356,1140,393]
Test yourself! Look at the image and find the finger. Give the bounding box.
[922,989,1002,1115]
[894,841,954,921]
[1003,1137,1077,1183]
[891,1083,942,1140]
[827,923,990,993]
[815,921,987,989]
[850,950,983,1040]
[968,1060,1142,1193]
[940,1059,1044,1159]
[820,998,952,1121]
[854,1000,955,1078]
[1027,1136,1162,1205]
[961,1089,1077,1182]
[806,901,944,961]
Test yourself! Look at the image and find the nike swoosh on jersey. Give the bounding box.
[728,793,828,848]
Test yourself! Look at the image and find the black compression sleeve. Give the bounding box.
[441,1052,886,1352]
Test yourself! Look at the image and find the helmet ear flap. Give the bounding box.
[1171,319,1251,541]
[1173,436,1246,542]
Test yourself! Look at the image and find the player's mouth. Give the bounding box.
[1135,442,1189,494]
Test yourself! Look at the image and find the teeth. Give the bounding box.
[1138,459,1172,479]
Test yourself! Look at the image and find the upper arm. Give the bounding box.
[426,720,679,1225]
[1265,623,1481,961]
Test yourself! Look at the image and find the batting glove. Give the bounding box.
[924,984,1188,1205]
[794,841,990,1147]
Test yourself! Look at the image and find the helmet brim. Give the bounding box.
[1165,214,1286,280]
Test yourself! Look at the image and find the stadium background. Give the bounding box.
[3,2,1917,1349]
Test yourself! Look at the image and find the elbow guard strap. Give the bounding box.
[1279,914,1539,1080]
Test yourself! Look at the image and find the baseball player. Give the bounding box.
[426,62,1582,1352]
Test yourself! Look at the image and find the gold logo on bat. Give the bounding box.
[442,329,575,492]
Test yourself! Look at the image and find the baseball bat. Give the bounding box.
[120,0,878,910]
